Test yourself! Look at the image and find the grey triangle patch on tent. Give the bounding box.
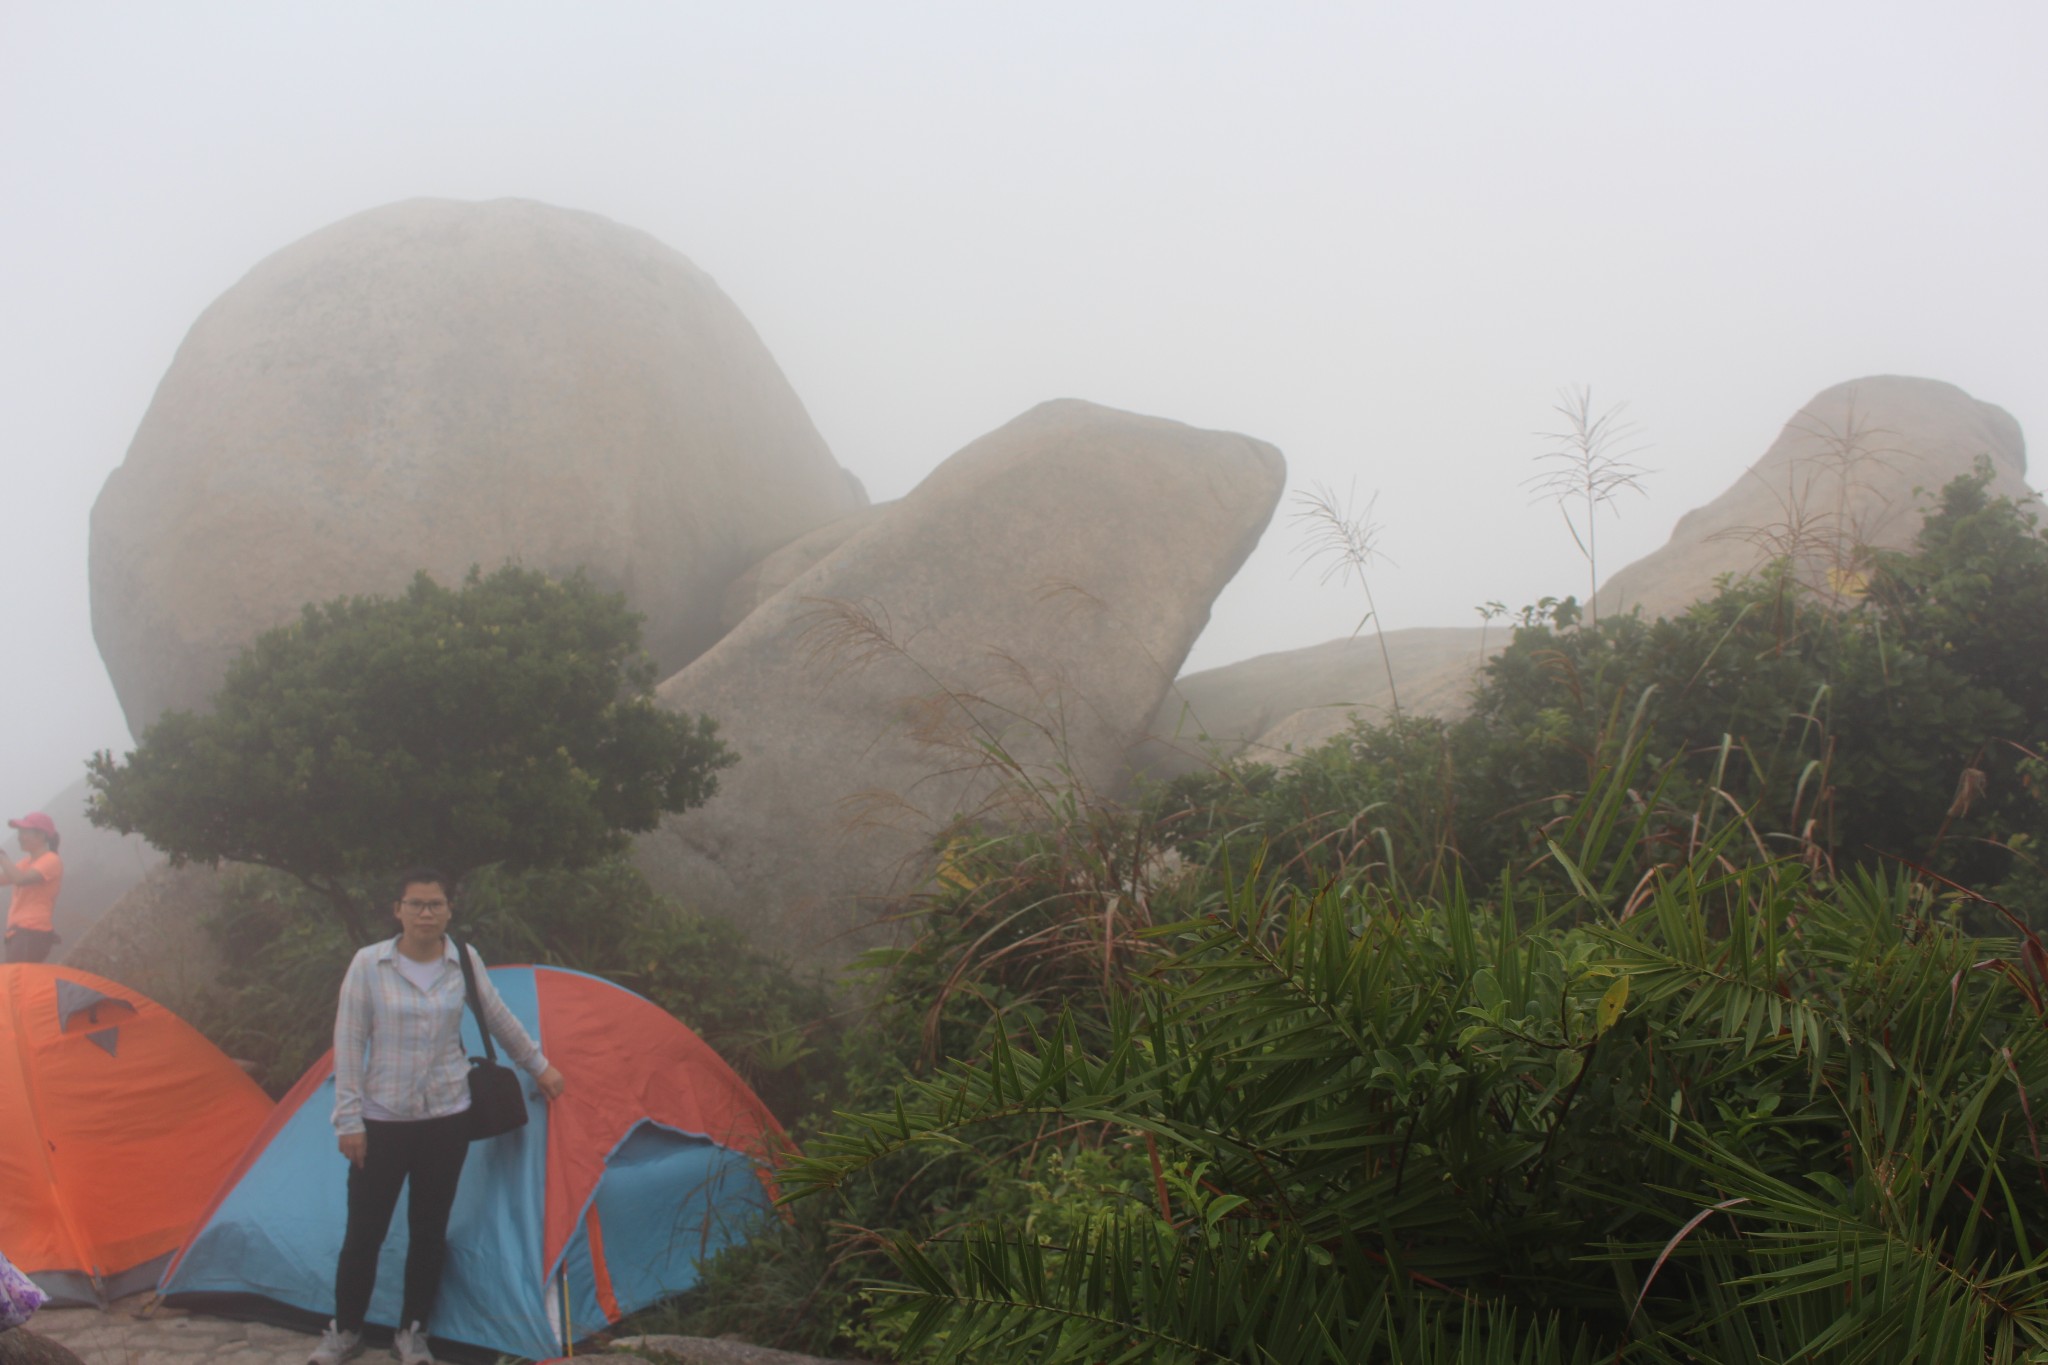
[56,979,137,1032]
[86,1027,120,1057]
[57,979,111,1030]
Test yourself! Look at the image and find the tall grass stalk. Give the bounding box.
[1526,387,1650,623]
[1293,482,1403,720]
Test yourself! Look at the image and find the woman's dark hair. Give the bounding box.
[392,866,454,903]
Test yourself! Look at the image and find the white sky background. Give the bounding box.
[2,2,2044,813]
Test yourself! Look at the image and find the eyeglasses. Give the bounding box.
[399,898,451,914]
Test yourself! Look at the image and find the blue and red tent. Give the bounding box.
[160,965,789,1361]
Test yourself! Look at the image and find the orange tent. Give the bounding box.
[0,964,272,1304]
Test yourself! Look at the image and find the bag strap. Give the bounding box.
[451,935,499,1064]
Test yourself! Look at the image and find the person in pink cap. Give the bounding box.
[1,812,63,963]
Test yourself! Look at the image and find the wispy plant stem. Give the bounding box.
[1526,386,1650,623]
[1293,482,1401,719]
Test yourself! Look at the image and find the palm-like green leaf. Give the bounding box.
[788,838,2048,1361]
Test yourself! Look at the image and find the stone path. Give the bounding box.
[23,1299,864,1365]
[26,1297,322,1365]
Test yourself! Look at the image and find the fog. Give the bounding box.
[3,2,2043,815]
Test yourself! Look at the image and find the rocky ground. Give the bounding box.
[17,1298,861,1365]
[14,1298,314,1365]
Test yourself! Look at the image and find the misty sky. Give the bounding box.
[3,3,2044,814]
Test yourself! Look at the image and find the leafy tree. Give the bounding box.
[87,566,734,940]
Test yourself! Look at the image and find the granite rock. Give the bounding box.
[0,1329,86,1365]
[609,1334,870,1364]
[1136,626,1496,781]
[638,400,1284,968]
[719,503,894,633]
[1598,375,2031,620]
[92,197,863,733]
[62,864,229,1019]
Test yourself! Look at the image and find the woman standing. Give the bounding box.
[311,868,565,1365]
[1,813,63,964]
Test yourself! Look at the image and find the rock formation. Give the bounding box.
[1140,376,2035,776]
[0,1330,87,1365]
[91,197,864,734]
[1137,627,1497,780]
[1597,376,2029,620]
[636,400,1285,968]
[63,865,229,1022]
[719,502,894,633]
[611,1335,869,1365]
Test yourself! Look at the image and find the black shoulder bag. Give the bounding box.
[453,937,530,1141]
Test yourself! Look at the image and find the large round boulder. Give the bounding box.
[91,197,865,734]
[61,863,228,1022]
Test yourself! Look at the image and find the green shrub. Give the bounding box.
[1159,463,2048,917]
[786,848,2048,1362]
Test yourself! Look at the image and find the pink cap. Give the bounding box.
[9,812,56,838]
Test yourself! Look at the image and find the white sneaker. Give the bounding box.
[393,1321,435,1365]
[307,1321,363,1365]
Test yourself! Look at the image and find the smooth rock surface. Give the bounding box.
[25,1301,868,1365]
[1136,626,1496,780]
[610,1333,869,1364]
[638,400,1285,968]
[26,1300,313,1365]
[62,864,228,1017]
[718,503,894,633]
[0,1329,86,1365]
[92,197,863,734]
[1598,375,2031,620]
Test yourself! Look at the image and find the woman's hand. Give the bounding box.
[338,1132,367,1168]
[536,1066,566,1101]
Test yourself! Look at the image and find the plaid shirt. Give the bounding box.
[331,937,549,1135]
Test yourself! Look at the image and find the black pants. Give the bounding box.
[334,1113,471,1332]
[4,929,56,963]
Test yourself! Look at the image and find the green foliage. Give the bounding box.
[744,465,2048,1360]
[623,798,1202,1357]
[1156,712,1464,892]
[1874,463,2048,726]
[1161,463,2048,915]
[85,566,734,939]
[785,844,2048,1361]
[178,869,355,1090]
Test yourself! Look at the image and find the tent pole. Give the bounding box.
[560,1265,572,1356]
